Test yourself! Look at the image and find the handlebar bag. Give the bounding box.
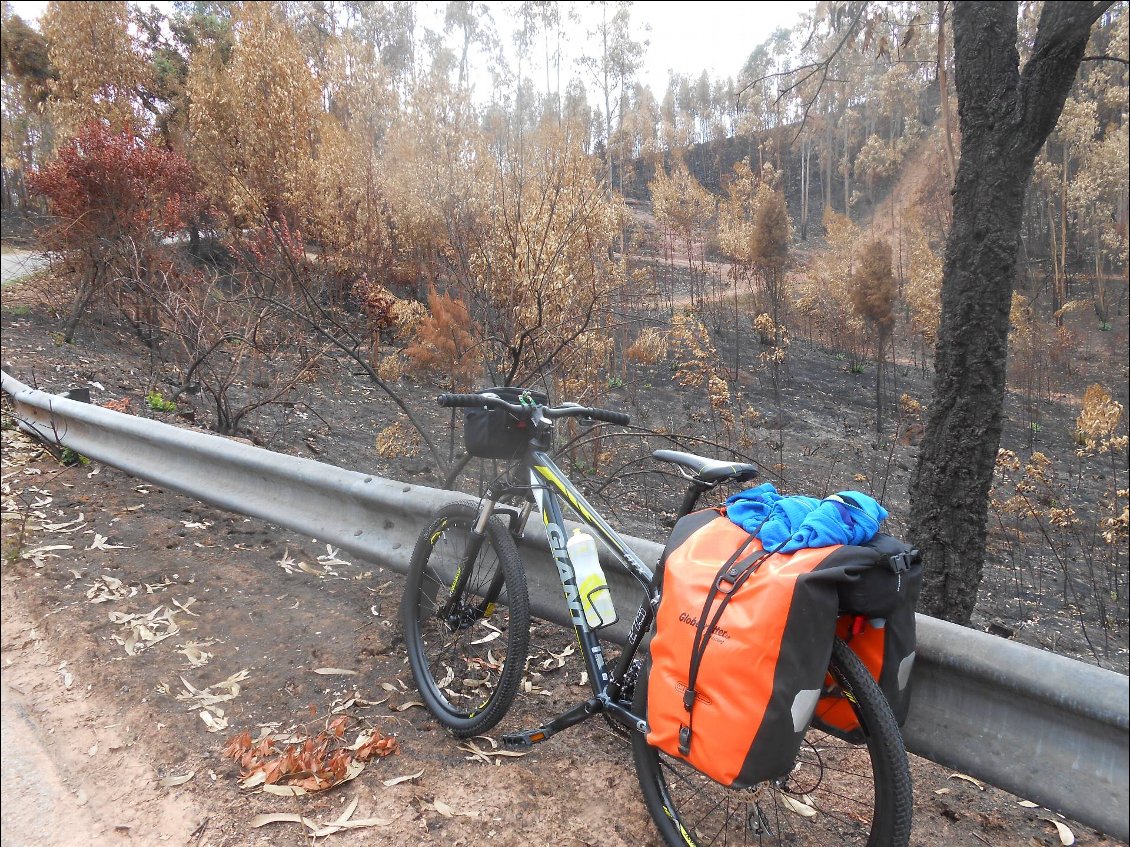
[463,386,549,460]
[647,510,919,787]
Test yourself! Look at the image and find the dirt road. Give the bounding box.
[1,250,47,287]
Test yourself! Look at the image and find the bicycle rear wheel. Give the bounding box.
[632,637,912,847]
[401,502,530,737]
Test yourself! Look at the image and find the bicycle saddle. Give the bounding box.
[652,449,759,485]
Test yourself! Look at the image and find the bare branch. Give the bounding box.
[1081,54,1130,65]
[734,0,869,130]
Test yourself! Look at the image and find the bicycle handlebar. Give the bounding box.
[437,392,630,427]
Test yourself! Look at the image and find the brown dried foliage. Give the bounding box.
[850,239,897,333]
[222,717,397,794]
[404,286,479,390]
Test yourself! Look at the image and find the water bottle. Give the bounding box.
[566,528,618,628]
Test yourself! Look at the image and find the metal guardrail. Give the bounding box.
[2,370,1127,841]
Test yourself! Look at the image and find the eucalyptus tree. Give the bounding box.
[909,0,1116,623]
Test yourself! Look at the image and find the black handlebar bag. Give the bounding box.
[463,386,550,460]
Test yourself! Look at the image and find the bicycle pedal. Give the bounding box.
[501,728,550,748]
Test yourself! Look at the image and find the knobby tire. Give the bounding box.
[402,502,530,737]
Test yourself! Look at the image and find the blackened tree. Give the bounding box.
[909,1,1116,623]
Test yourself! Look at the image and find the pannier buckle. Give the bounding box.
[682,688,697,711]
[678,725,692,755]
[888,550,913,574]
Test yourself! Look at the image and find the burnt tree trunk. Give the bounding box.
[908,0,1112,624]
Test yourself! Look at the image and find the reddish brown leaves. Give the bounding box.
[222,717,398,794]
[403,285,478,389]
[352,733,398,761]
[222,731,253,760]
[28,120,201,244]
[352,275,398,335]
[100,397,133,414]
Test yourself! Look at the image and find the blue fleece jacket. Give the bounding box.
[724,485,888,552]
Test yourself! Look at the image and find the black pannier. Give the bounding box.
[463,386,549,460]
[811,535,922,740]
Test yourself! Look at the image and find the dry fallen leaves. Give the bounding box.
[178,642,214,668]
[88,533,131,550]
[159,772,196,788]
[178,669,250,708]
[947,772,985,791]
[539,644,575,670]
[223,717,398,796]
[420,798,480,820]
[317,545,352,568]
[86,575,135,603]
[200,710,229,732]
[521,678,553,697]
[41,513,86,533]
[1042,817,1075,846]
[776,792,818,818]
[276,549,301,574]
[100,396,132,414]
[457,736,529,763]
[177,669,250,731]
[276,546,349,579]
[382,768,424,787]
[23,544,72,568]
[109,605,181,655]
[249,798,391,836]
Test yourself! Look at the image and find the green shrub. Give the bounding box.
[60,447,89,466]
[146,391,177,413]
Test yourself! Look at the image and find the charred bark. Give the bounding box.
[909,0,1112,623]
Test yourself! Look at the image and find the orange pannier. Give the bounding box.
[647,509,920,787]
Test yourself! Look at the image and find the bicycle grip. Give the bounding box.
[586,408,630,426]
[437,393,489,408]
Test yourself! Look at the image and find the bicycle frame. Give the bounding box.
[477,447,668,740]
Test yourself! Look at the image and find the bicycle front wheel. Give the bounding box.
[632,637,913,847]
[401,502,530,737]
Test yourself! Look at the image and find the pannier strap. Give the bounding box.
[679,522,781,756]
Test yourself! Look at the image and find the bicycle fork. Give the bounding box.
[437,499,509,626]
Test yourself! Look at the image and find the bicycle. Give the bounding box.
[401,388,912,847]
